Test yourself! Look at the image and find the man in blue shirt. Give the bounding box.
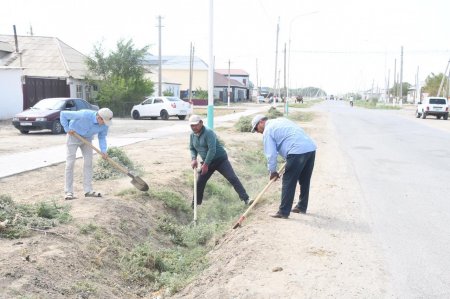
[60,108,113,200]
[189,115,249,207]
[251,114,316,218]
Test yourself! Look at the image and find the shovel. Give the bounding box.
[232,163,286,229]
[72,132,149,191]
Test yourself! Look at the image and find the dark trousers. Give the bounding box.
[195,156,249,204]
[279,151,316,215]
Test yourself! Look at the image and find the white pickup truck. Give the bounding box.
[416,97,449,120]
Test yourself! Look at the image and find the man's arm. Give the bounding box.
[203,130,217,165]
[189,134,198,160]
[263,132,278,173]
[97,126,108,153]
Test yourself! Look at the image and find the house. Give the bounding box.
[215,69,250,100]
[0,34,96,112]
[142,54,208,98]
[213,72,247,103]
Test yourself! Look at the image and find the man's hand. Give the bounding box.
[101,153,108,160]
[269,172,280,181]
[68,130,75,135]
[201,163,209,175]
[191,159,198,169]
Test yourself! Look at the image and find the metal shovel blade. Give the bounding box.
[129,174,149,191]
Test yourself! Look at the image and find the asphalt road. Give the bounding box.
[318,100,450,298]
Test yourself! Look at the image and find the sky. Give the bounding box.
[2,0,450,95]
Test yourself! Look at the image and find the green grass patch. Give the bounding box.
[353,100,400,110]
[0,194,72,239]
[289,99,323,108]
[287,111,314,122]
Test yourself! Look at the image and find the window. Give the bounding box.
[76,85,83,98]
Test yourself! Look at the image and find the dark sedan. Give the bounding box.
[12,98,99,134]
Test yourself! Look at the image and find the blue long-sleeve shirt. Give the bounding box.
[263,117,316,172]
[60,110,109,153]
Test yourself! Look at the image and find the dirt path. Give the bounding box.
[170,109,394,298]
[0,107,394,298]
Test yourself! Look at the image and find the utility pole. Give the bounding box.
[273,17,280,107]
[256,58,259,97]
[189,43,194,107]
[393,59,397,100]
[386,69,390,103]
[437,59,450,97]
[157,16,163,96]
[415,66,420,103]
[283,43,288,115]
[399,46,404,102]
[227,59,231,107]
[207,0,214,129]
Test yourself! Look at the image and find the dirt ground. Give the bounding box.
[0,105,422,298]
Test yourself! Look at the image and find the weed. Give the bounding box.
[71,280,97,296]
[0,195,72,239]
[79,223,99,235]
[267,106,284,118]
[93,147,143,180]
[234,116,253,132]
[149,190,191,214]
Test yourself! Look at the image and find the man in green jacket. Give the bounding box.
[189,115,249,207]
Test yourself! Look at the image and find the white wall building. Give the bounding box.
[0,67,23,119]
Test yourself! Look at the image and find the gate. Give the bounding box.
[22,77,70,109]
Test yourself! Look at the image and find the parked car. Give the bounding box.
[12,98,99,134]
[131,96,192,120]
[416,97,448,120]
[256,96,265,103]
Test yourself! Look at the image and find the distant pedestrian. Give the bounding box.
[189,115,250,207]
[251,114,316,218]
[60,108,113,200]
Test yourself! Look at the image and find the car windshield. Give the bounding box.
[32,99,66,110]
[429,98,446,105]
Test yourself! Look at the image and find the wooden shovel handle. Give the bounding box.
[72,132,130,175]
[232,163,286,229]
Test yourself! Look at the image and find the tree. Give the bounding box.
[389,82,411,98]
[86,39,154,116]
[422,72,447,97]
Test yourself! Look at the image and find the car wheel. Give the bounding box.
[52,120,63,134]
[415,110,421,118]
[444,114,448,120]
[421,111,426,119]
[178,115,186,120]
[19,129,29,134]
[160,110,169,120]
[132,110,140,120]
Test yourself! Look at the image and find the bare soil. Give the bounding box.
[1,105,430,298]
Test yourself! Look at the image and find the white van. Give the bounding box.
[416,97,448,120]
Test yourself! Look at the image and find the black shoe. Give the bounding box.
[270,211,288,219]
[291,207,306,214]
